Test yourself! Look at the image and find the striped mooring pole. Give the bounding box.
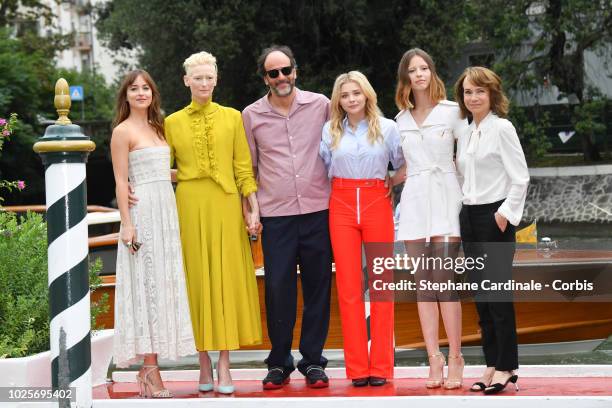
[33,78,96,408]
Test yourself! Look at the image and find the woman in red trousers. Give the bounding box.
[320,71,404,386]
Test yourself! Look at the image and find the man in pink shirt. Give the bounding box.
[242,45,332,390]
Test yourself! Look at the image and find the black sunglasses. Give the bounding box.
[266,66,293,79]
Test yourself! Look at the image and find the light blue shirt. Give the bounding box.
[320,116,405,179]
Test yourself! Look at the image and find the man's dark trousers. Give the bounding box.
[261,209,332,374]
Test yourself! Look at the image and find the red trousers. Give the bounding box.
[329,178,395,379]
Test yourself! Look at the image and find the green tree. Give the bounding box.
[508,106,552,164]
[0,27,54,204]
[54,68,116,122]
[0,0,53,27]
[468,0,612,161]
[96,0,470,115]
[0,13,115,205]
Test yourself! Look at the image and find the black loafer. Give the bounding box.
[304,365,329,388]
[352,377,369,387]
[369,376,387,386]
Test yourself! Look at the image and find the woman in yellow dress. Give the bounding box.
[165,51,262,394]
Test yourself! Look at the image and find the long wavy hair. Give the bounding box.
[395,48,446,111]
[112,69,165,139]
[329,71,382,149]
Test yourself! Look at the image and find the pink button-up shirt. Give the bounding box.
[242,88,331,217]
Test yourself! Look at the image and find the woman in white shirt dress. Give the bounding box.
[454,66,529,395]
[392,48,466,390]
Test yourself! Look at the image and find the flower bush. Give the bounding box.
[0,113,26,203]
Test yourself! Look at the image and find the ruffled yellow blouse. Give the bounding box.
[165,99,257,196]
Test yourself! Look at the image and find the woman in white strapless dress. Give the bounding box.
[110,70,195,398]
[392,49,466,390]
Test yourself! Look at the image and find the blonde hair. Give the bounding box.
[183,51,217,75]
[329,71,382,149]
[454,66,509,119]
[395,48,446,110]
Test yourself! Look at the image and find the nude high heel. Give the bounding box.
[444,354,464,390]
[136,365,173,398]
[426,352,445,389]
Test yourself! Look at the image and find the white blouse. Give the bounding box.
[456,112,530,226]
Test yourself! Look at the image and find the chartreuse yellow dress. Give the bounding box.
[165,99,262,351]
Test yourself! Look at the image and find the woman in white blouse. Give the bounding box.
[320,71,404,387]
[392,48,466,390]
[454,66,529,395]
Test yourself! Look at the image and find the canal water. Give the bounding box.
[537,222,612,250]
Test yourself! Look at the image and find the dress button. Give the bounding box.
[295,174,299,178]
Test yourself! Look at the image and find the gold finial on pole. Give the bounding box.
[54,78,72,125]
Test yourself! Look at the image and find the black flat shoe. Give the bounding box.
[484,374,519,395]
[352,377,369,387]
[369,377,387,386]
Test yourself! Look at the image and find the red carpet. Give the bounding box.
[94,377,612,399]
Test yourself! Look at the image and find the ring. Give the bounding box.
[125,241,132,248]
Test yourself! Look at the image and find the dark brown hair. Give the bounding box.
[112,69,165,139]
[454,66,509,119]
[395,48,446,110]
[257,45,297,77]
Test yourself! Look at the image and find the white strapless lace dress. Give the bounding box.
[113,146,195,367]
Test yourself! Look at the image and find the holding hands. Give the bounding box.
[245,209,262,236]
[242,194,263,237]
[129,183,262,236]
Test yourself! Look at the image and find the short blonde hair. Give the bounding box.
[329,71,382,149]
[183,51,217,75]
[454,66,509,119]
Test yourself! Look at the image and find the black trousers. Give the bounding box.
[459,200,519,371]
[260,209,332,374]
